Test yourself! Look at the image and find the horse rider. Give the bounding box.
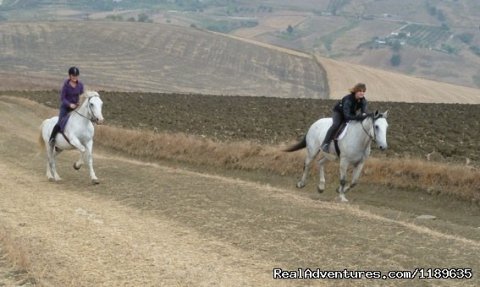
[49,66,84,148]
[321,83,369,153]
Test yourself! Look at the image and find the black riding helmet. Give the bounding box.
[68,66,80,76]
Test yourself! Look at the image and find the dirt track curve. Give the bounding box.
[0,97,479,286]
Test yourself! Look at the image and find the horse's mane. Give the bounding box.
[78,90,99,107]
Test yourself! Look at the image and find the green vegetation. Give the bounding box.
[400,24,450,48]
[425,2,447,22]
[440,43,457,54]
[470,45,480,56]
[286,25,293,34]
[278,24,303,41]
[319,20,359,52]
[390,53,401,66]
[326,0,351,16]
[457,32,474,45]
[204,19,258,33]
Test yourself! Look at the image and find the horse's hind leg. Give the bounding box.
[296,150,318,188]
[337,159,349,202]
[46,161,54,181]
[317,157,328,193]
[47,147,62,181]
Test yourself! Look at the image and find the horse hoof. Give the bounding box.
[92,179,100,185]
[48,177,55,182]
[317,186,324,193]
[73,163,81,170]
[296,182,305,189]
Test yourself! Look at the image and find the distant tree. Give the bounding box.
[287,25,293,34]
[470,45,480,56]
[436,10,446,22]
[441,44,457,54]
[457,32,474,45]
[391,40,402,52]
[138,13,149,22]
[390,54,401,66]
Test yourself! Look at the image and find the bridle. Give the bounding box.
[74,96,100,123]
[360,114,377,144]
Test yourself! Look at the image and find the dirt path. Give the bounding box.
[0,98,479,286]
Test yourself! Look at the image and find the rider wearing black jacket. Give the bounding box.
[321,83,368,153]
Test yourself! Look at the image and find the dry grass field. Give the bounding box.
[0,21,327,99]
[0,95,479,286]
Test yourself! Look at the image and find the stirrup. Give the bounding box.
[321,144,336,160]
[321,143,330,153]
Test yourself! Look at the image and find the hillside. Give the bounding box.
[317,56,480,103]
[0,21,327,98]
[0,20,480,103]
[1,1,480,90]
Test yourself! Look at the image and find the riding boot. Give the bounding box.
[321,126,336,152]
[49,124,61,148]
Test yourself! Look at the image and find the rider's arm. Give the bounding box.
[60,83,72,107]
[342,99,366,121]
[360,99,368,114]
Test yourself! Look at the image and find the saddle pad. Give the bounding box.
[336,123,349,140]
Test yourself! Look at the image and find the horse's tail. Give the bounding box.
[284,136,307,152]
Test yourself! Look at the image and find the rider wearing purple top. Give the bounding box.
[49,67,84,147]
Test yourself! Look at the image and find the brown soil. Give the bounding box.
[10,90,480,165]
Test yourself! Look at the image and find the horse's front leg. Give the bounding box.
[349,161,365,190]
[47,145,62,181]
[85,140,99,184]
[73,151,84,170]
[68,136,98,183]
[337,159,349,202]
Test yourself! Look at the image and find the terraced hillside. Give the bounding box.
[0,21,327,98]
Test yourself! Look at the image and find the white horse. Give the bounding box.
[39,91,104,184]
[285,111,389,202]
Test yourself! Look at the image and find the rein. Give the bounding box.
[360,115,377,143]
[74,97,99,123]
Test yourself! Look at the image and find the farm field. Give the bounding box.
[1,21,480,104]
[0,94,479,286]
[10,90,480,166]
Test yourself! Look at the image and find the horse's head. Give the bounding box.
[82,91,104,124]
[373,110,389,150]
